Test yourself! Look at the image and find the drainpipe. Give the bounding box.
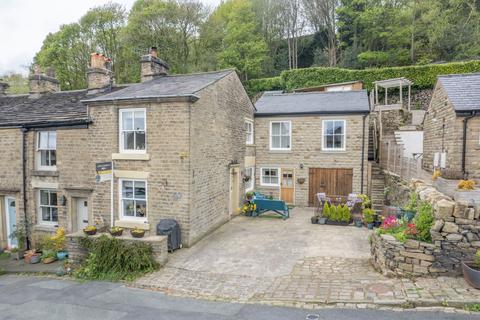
[21,127,31,250]
[360,114,367,194]
[462,111,476,178]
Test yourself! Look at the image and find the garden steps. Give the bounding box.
[370,163,385,211]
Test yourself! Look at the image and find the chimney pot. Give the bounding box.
[140,46,169,82]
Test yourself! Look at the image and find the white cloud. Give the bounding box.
[0,0,221,76]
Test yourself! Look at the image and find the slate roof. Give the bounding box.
[84,69,234,103]
[0,87,126,128]
[255,90,370,116]
[438,73,480,112]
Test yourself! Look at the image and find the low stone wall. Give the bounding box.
[66,232,168,267]
[371,178,480,277]
[384,172,410,207]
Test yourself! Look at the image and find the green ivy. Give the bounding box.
[75,235,158,281]
[246,60,480,95]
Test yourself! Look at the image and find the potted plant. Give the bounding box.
[130,227,145,238]
[41,250,57,264]
[83,225,97,236]
[462,250,480,289]
[24,249,38,264]
[402,192,417,221]
[109,226,124,237]
[52,227,68,260]
[9,223,27,259]
[363,208,376,229]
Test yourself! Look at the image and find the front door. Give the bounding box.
[76,198,89,231]
[280,169,295,204]
[5,197,17,248]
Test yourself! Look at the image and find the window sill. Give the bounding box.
[320,150,347,153]
[112,153,150,161]
[31,170,59,177]
[268,150,292,154]
[260,184,279,188]
[115,220,150,230]
[33,224,58,233]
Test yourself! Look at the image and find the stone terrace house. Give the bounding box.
[423,73,480,179]
[253,90,370,207]
[0,50,254,248]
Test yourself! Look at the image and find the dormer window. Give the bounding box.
[119,109,146,153]
[37,131,56,170]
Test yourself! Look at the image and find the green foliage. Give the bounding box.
[414,202,434,242]
[322,202,330,218]
[363,208,375,223]
[475,250,480,269]
[245,76,283,96]
[75,235,158,281]
[0,73,28,94]
[464,303,480,312]
[340,205,351,222]
[280,60,480,92]
[404,192,418,213]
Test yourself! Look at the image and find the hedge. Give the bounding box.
[246,60,480,95]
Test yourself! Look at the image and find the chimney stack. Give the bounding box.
[140,47,169,82]
[0,81,9,96]
[29,65,60,96]
[87,53,113,93]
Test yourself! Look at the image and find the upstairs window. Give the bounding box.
[37,131,56,170]
[39,190,58,224]
[270,121,291,150]
[120,109,146,153]
[245,120,254,145]
[322,120,346,151]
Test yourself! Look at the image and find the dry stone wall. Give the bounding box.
[371,179,480,277]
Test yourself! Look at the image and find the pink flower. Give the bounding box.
[381,216,398,230]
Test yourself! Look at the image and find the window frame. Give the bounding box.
[260,167,280,187]
[119,178,148,222]
[36,131,57,171]
[245,167,255,192]
[245,120,254,145]
[269,121,291,151]
[322,119,347,151]
[119,108,147,154]
[38,189,58,225]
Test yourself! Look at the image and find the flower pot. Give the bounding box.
[403,211,416,222]
[130,230,145,238]
[83,228,97,236]
[354,220,363,228]
[109,228,123,237]
[311,216,318,224]
[462,261,480,289]
[56,251,68,261]
[317,217,327,225]
[11,250,25,260]
[42,257,57,264]
[374,221,382,228]
[367,223,374,230]
[30,254,41,264]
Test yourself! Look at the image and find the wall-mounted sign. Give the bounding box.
[96,162,112,182]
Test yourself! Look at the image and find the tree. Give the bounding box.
[218,0,268,80]
[0,73,29,94]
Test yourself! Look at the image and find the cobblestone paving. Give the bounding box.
[135,256,480,308]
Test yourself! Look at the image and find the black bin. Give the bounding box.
[156,219,181,251]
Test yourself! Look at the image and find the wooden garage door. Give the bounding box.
[308,168,353,206]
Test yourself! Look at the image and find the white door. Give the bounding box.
[76,198,89,231]
[5,197,17,248]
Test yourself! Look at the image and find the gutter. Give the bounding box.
[21,127,31,250]
[361,114,367,194]
[82,95,199,106]
[0,119,91,129]
[462,111,476,178]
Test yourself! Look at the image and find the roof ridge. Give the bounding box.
[162,69,235,78]
[438,72,480,78]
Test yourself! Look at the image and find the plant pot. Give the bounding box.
[42,257,57,264]
[56,251,68,261]
[354,220,363,228]
[374,221,382,228]
[11,250,25,260]
[325,220,349,226]
[403,211,416,222]
[30,254,41,264]
[367,223,374,230]
[462,261,480,289]
[311,216,318,224]
[109,229,124,237]
[84,228,97,236]
[130,230,145,238]
[317,217,327,225]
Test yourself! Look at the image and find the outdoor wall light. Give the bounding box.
[299,163,304,169]
[60,195,67,206]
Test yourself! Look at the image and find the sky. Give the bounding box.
[0,0,222,76]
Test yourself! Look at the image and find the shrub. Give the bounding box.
[75,235,158,281]
[403,192,418,212]
[341,205,351,222]
[322,202,330,218]
[245,76,283,96]
[415,202,434,242]
[458,179,476,190]
[363,208,375,223]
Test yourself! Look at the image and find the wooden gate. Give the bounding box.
[308,168,353,206]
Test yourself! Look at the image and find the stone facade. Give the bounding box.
[371,178,480,277]
[423,81,480,178]
[66,232,168,266]
[254,114,369,206]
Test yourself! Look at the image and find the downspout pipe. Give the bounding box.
[21,127,31,250]
[462,111,476,178]
[360,114,367,194]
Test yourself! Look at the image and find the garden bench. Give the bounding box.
[253,198,289,220]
